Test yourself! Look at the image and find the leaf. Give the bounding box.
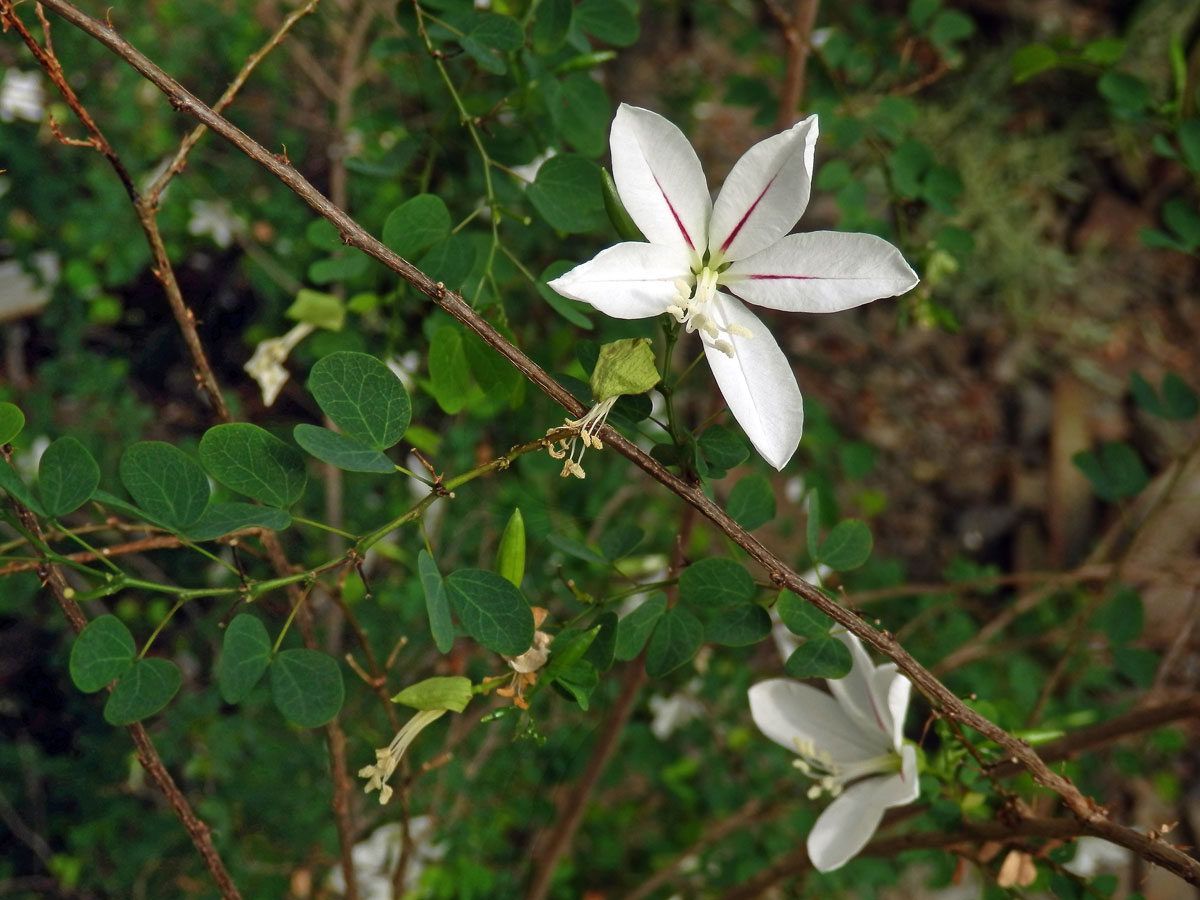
[575,0,639,46]
[777,590,833,638]
[546,532,609,566]
[69,615,136,693]
[532,0,571,53]
[428,326,473,415]
[1162,372,1199,420]
[1130,371,1165,417]
[678,557,755,609]
[818,519,874,571]
[553,660,600,710]
[293,424,396,473]
[468,12,524,50]
[615,592,666,661]
[392,675,472,712]
[1094,587,1143,645]
[382,194,452,260]
[459,34,507,74]
[645,607,703,678]
[528,155,606,233]
[38,436,100,517]
[104,658,183,725]
[544,627,600,683]
[418,233,477,292]
[538,260,594,328]
[1080,37,1125,65]
[185,502,292,541]
[1163,196,1200,249]
[199,423,308,508]
[0,402,24,445]
[726,474,776,531]
[1072,442,1148,502]
[462,330,523,407]
[907,0,940,30]
[703,603,771,646]
[0,460,46,516]
[785,635,853,680]
[270,649,345,727]
[495,508,526,588]
[1178,118,1200,173]
[597,522,643,561]
[928,9,974,46]
[1098,71,1149,112]
[286,288,345,331]
[307,351,411,449]
[418,551,455,654]
[217,614,272,703]
[444,569,534,657]
[584,611,618,672]
[119,442,210,529]
[698,425,748,472]
[556,73,610,157]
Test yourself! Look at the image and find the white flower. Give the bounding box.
[549,104,918,469]
[649,678,705,740]
[326,817,445,900]
[187,199,245,248]
[0,69,44,123]
[748,629,919,872]
[358,708,446,805]
[243,322,314,406]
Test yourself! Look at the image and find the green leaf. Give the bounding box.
[785,635,853,679]
[575,0,639,46]
[270,649,345,727]
[645,607,703,678]
[777,590,833,638]
[104,658,182,725]
[818,519,873,571]
[597,522,643,561]
[444,569,534,657]
[1072,442,1149,502]
[38,436,99,517]
[293,424,395,473]
[1163,196,1200,249]
[69,615,136,693]
[428,326,473,414]
[199,423,307,508]
[704,603,771,646]
[393,675,472,712]
[546,532,609,566]
[308,252,369,285]
[544,627,600,683]
[1130,371,1165,416]
[418,550,455,654]
[532,0,571,53]
[679,557,755,609]
[217,614,272,704]
[1011,44,1058,83]
[538,260,594,328]
[382,194,452,260]
[119,442,210,529]
[726,474,776,531]
[553,659,599,710]
[928,9,973,46]
[468,12,523,51]
[1162,372,1199,420]
[185,502,292,541]
[1178,119,1200,173]
[1113,645,1157,688]
[556,73,610,157]
[528,155,606,233]
[286,288,344,331]
[418,233,477,292]
[459,34,507,74]
[584,611,618,671]
[698,425,748,472]
[495,508,526,588]
[590,337,659,401]
[307,351,411,450]
[462,330,523,407]
[907,0,940,30]
[0,402,24,445]
[615,592,666,660]
[1094,587,1143,645]
[601,167,645,241]
[1098,71,1149,112]
[1080,37,1125,65]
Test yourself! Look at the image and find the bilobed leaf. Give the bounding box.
[528,155,606,233]
[418,551,455,654]
[1072,442,1148,502]
[556,73,610,157]
[777,590,833,638]
[1094,587,1143,645]
[495,509,526,588]
[199,424,307,508]
[293,424,396,473]
[459,34,507,74]
[270,649,345,727]
[104,658,182,725]
[38,436,100,517]
[615,592,666,661]
[726,474,776,531]
[553,660,599,710]
[1130,371,1165,417]
[444,569,534,657]
[0,402,24,445]
[307,352,411,449]
[429,326,473,415]
[419,233,477,292]
[463,330,523,407]
[119,442,210,529]
[69,614,136,693]
[532,0,571,53]
[645,607,703,678]
[382,194,451,260]
[185,502,292,541]
[575,0,639,46]
[678,557,755,609]
[584,611,618,671]
[703,603,771,646]
[1098,71,1149,112]
[785,635,853,680]
[468,11,524,50]
[818,519,873,571]
[217,614,273,704]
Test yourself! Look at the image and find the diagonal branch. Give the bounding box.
[22,0,1200,887]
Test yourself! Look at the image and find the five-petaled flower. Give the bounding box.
[748,629,919,872]
[549,104,919,469]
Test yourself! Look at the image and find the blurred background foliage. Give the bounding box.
[1,0,1199,898]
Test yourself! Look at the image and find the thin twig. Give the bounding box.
[762,0,820,130]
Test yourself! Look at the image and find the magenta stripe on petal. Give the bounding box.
[718,174,777,254]
[652,173,695,251]
[749,273,815,280]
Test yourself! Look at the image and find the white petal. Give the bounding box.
[723,231,919,312]
[884,670,912,752]
[806,746,920,872]
[610,104,711,255]
[748,679,884,763]
[709,115,817,262]
[701,298,803,470]
[548,242,693,319]
[826,630,894,748]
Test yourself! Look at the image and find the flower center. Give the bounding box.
[665,265,754,358]
[790,737,902,800]
[546,396,618,479]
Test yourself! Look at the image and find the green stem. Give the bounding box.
[140,598,186,658]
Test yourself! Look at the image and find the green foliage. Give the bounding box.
[0,402,26,445]
[39,436,100,517]
[679,557,755,609]
[70,615,136,693]
[645,607,703,678]
[186,502,292,541]
[307,351,412,449]
[104,658,183,725]
[777,591,834,638]
[785,636,853,680]
[444,568,534,657]
[615,592,666,660]
[293,424,396,473]
[199,423,308,507]
[495,508,526,588]
[218,614,273,704]
[725,474,776,531]
[269,649,345,727]
[1131,371,1199,420]
[816,519,874,571]
[419,550,456,654]
[1072,442,1149,502]
[119,442,210,529]
[528,155,607,232]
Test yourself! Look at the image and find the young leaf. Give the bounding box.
[418,550,455,654]
[0,402,25,445]
[645,607,703,678]
[726,474,776,531]
[678,557,755,609]
[69,615,136,693]
[444,569,534,657]
[777,590,833,638]
[270,649,345,727]
[307,352,411,449]
[818,519,873,572]
[104,658,182,725]
[199,423,307,508]
[185,503,292,541]
[495,508,526,588]
[615,592,666,661]
[119,442,210,529]
[38,436,100,517]
[785,635,853,679]
[217,614,273,704]
[293,424,396,473]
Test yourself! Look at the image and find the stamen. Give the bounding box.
[546,396,619,479]
[665,266,753,358]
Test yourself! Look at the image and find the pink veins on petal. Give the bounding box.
[718,175,778,255]
[651,173,696,251]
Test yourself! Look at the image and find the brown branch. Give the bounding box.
[27,1,1200,886]
[763,0,821,130]
[0,530,268,576]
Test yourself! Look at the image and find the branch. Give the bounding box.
[25,0,1200,886]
